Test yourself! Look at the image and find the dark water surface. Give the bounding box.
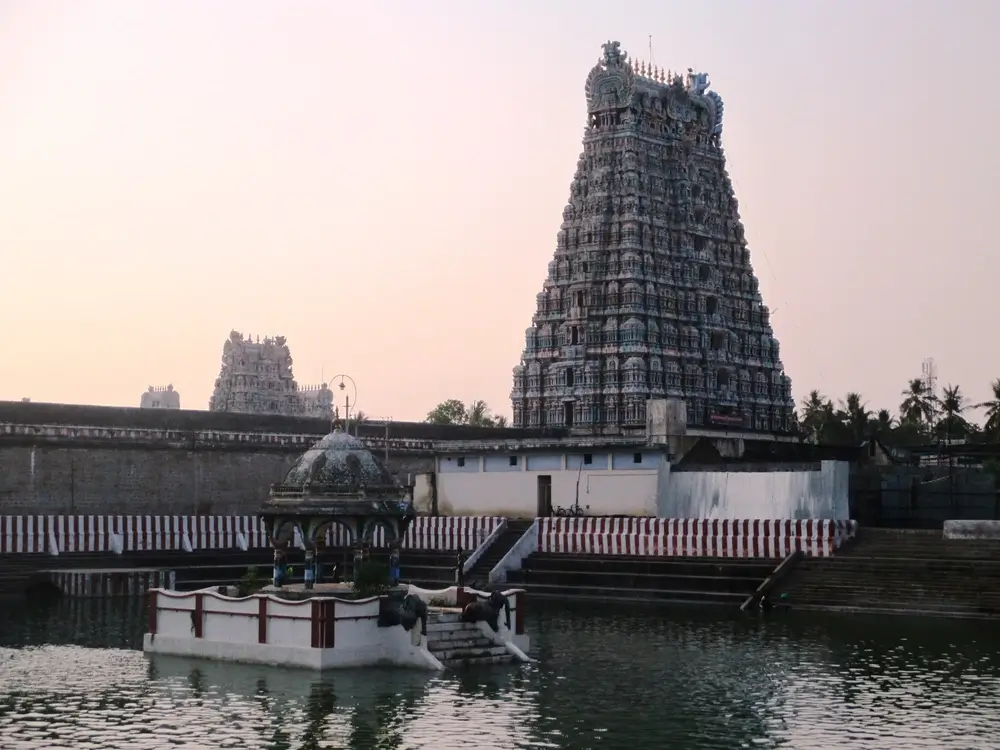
[2,597,1000,749]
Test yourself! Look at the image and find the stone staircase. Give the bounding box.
[466,519,534,584]
[506,552,775,606]
[776,528,1000,619]
[425,610,514,668]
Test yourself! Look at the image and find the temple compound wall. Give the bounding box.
[0,401,563,516]
[0,398,824,518]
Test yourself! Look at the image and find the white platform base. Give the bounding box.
[143,630,441,671]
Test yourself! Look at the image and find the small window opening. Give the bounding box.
[583,453,593,465]
[571,327,579,345]
[633,452,643,464]
[457,456,466,468]
[566,369,575,387]
[576,291,585,306]
[509,455,518,467]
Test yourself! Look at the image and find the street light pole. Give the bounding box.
[333,374,358,435]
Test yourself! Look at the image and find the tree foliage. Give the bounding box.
[425,399,509,427]
[800,375,990,446]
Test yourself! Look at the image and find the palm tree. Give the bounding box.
[899,378,937,429]
[799,390,830,442]
[870,409,895,439]
[936,384,970,442]
[465,400,494,427]
[976,378,1000,439]
[838,392,871,443]
[493,415,509,428]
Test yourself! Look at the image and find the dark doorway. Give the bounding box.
[537,475,553,517]
[564,401,574,427]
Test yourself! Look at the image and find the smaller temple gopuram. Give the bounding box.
[208,330,334,418]
[139,384,180,409]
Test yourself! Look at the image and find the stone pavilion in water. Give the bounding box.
[511,41,795,435]
[261,426,415,565]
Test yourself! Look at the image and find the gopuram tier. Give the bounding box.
[511,41,795,436]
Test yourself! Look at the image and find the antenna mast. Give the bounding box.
[921,357,938,398]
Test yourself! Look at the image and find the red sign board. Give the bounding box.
[709,413,744,427]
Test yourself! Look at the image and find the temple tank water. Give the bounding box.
[2,597,1000,749]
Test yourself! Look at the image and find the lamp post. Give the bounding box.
[333,374,358,433]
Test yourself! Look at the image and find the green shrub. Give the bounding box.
[353,561,392,598]
[237,566,266,597]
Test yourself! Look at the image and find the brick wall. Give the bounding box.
[0,445,432,516]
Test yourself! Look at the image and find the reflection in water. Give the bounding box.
[1,596,1000,748]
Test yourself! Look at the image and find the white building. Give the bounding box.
[426,398,848,521]
[140,385,180,409]
[435,439,663,518]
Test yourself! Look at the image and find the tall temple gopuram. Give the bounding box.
[511,41,794,435]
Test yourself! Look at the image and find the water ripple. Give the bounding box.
[2,599,1000,749]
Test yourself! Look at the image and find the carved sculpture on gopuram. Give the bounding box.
[208,330,333,418]
[510,41,794,435]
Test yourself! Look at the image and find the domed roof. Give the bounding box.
[281,428,397,490]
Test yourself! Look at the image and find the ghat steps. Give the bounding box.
[426,611,514,668]
[506,552,774,606]
[466,519,535,584]
[777,528,1000,619]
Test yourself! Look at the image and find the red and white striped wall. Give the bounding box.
[0,515,267,554]
[0,515,502,555]
[323,516,501,550]
[538,517,858,558]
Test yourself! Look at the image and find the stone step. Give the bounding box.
[812,556,1000,566]
[427,612,464,624]
[430,645,508,661]
[427,638,497,653]
[427,629,491,644]
[440,653,516,668]
[510,582,745,605]
[427,615,475,633]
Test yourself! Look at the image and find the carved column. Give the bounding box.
[272,544,287,588]
[304,546,316,590]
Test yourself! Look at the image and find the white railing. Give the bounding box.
[489,520,539,584]
[463,519,508,575]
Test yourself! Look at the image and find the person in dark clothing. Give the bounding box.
[455,547,466,587]
[389,546,401,585]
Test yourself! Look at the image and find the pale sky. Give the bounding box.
[2,0,998,422]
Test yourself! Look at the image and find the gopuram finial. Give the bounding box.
[601,40,625,67]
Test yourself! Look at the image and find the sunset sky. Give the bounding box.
[2,0,998,422]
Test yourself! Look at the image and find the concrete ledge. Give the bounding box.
[943,520,1000,540]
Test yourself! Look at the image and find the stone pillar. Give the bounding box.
[314,537,325,584]
[352,542,365,584]
[304,547,315,590]
[272,546,286,588]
